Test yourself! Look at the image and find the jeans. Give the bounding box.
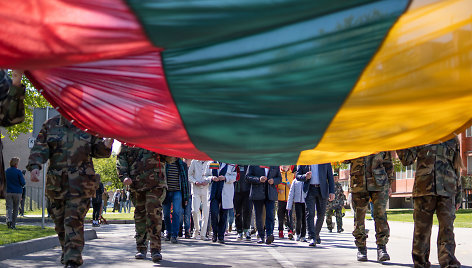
[226,208,234,230]
[163,191,183,238]
[305,186,327,239]
[210,198,228,240]
[119,201,126,213]
[5,193,21,226]
[180,195,192,233]
[125,200,131,213]
[253,199,275,239]
[233,191,252,233]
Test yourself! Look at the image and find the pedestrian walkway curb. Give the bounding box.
[0,229,97,261]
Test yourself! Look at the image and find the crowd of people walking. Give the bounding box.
[1,69,464,268]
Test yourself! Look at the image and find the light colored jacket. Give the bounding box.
[188,160,212,195]
[204,162,236,209]
[286,178,306,209]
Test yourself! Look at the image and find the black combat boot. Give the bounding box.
[151,249,162,263]
[135,249,147,259]
[357,247,368,261]
[65,261,79,268]
[377,245,390,262]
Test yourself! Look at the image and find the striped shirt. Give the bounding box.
[167,162,181,192]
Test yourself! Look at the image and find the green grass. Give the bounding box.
[386,209,472,228]
[0,199,45,216]
[2,199,136,220]
[0,224,56,245]
[86,207,135,221]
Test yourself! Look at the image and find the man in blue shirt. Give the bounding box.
[5,157,25,229]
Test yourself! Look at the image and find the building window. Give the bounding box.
[466,127,472,137]
[468,155,472,175]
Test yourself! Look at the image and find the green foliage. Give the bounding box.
[332,161,349,173]
[93,155,122,190]
[5,72,51,141]
[392,157,405,172]
[0,224,56,245]
[462,176,472,190]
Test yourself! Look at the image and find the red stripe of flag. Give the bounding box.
[27,51,210,160]
[0,0,158,69]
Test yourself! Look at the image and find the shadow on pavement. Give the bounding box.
[154,260,231,267]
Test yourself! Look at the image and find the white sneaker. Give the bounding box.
[296,235,301,241]
[195,234,201,240]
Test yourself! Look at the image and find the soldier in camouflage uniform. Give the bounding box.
[345,151,393,262]
[397,138,462,268]
[27,115,113,268]
[0,69,25,199]
[116,144,167,263]
[326,173,346,233]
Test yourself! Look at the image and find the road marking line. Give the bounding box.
[265,246,296,268]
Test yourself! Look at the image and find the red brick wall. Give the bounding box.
[459,132,472,176]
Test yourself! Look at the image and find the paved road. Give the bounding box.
[1,216,472,267]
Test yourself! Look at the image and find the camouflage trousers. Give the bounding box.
[132,187,166,252]
[50,197,90,266]
[326,207,343,231]
[352,188,389,248]
[412,195,461,268]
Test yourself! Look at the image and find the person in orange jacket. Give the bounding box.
[277,165,295,239]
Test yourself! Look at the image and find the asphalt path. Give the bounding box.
[1,215,472,267]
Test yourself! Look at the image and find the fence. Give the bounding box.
[24,186,43,211]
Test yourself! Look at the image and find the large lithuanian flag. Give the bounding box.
[0,0,471,165]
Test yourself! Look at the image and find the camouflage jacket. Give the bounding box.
[327,181,346,210]
[116,144,167,192]
[345,151,394,193]
[0,70,26,198]
[27,115,112,199]
[396,137,461,203]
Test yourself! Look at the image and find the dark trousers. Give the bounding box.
[295,203,306,237]
[233,191,252,233]
[19,190,26,216]
[92,202,101,221]
[305,186,327,239]
[412,195,460,268]
[210,198,228,240]
[277,201,293,231]
[253,199,275,239]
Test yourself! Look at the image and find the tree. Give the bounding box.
[93,154,122,190]
[5,72,50,140]
[332,161,349,174]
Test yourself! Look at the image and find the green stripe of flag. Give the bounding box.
[125,0,379,49]
[162,0,409,165]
